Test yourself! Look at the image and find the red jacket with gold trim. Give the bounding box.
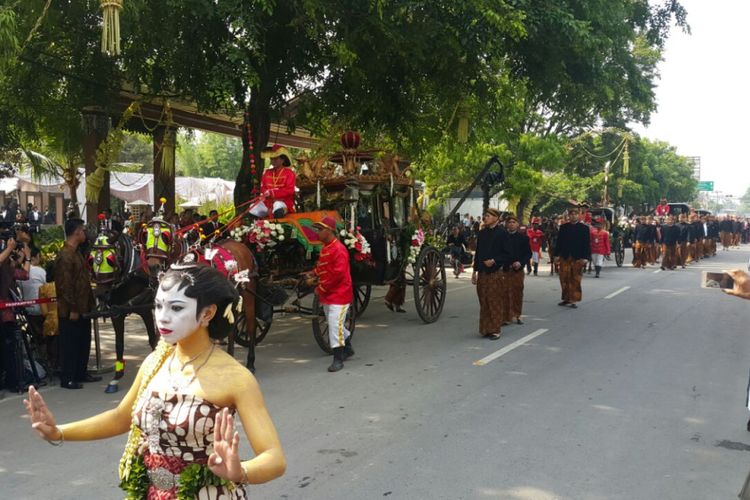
[313,239,352,305]
[590,228,611,255]
[526,228,544,253]
[261,166,296,213]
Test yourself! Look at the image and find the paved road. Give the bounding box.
[3,249,750,499]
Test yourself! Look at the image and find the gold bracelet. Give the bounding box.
[239,465,250,484]
[47,427,64,447]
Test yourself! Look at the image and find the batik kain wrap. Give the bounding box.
[559,257,584,303]
[632,242,647,268]
[661,244,677,269]
[503,269,525,321]
[678,242,688,266]
[476,271,505,336]
[691,240,703,261]
[721,231,732,250]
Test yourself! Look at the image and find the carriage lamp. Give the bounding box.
[343,178,360,203]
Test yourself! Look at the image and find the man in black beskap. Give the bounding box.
[719,216,733,252]
[632,216,650,268]
[689,214,703,263]
[471,208,509,339]
[502,215,532,325]
[677,214,690,268]
[660,216,679,270]
[554,207,591,309]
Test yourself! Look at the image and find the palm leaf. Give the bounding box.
[21,149,62,181]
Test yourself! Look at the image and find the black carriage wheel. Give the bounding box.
[233,312,273,348]
[413,246,447,323]
[312,295,356,354]
[354,284,372,319]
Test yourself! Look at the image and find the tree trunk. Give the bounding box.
[235,89,272,211]
[153,126,176,216]
[66,158,80,218]
[516,199,527,220]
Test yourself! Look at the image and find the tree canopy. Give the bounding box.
[0,0,692,217]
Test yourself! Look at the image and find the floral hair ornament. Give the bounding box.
[223,303,235,324]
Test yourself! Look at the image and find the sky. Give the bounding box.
[633,0,750,197]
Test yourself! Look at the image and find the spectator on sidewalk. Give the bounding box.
[19,247,46,348]
[39,262,59,374]
[54,218,100,390]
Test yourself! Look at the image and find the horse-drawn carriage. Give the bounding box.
[588,207,626,267]
[87,139,447,385]
[232,147,448,354]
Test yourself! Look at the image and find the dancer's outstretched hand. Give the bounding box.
[208,407,245,483]
[23,386,61,441]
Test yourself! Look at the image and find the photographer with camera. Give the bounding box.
[0,234,32,393]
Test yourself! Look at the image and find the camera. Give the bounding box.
[0,224,29,253]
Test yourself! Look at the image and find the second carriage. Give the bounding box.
[588,207,627,267]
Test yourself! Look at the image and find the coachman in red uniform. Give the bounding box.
[256,144,297,219]
[526,218,544,276]
[589,219,610,278]
[309,217,354,372]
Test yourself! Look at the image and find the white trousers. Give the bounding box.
[592,253,605,267]
[531,251,541,264]
[249,200,288,218]
[323,303,350,348]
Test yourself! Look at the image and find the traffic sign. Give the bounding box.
[697,181,714,191]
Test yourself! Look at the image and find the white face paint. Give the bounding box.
[155,284,201,344]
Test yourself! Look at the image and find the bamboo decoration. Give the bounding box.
[100,0,123,56]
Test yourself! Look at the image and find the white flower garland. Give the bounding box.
[230,221,286,249]
[408,228,425,264]
[339,228,372,257]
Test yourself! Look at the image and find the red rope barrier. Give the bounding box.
[0,297,57,309]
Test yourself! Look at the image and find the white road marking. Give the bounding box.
[474,328,550,366]
[653,269,661,274]
[604,286,630,299]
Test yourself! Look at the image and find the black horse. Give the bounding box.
[87,226,158,393]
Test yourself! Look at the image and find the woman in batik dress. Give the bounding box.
[25,263,286,499]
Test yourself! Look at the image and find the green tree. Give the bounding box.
[176,131,242,181]
[739,187,750,214]
[117,132,153,173]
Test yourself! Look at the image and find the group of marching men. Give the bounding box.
[468,200,748,340]
[471,206,594,340]
[630,212,744,270]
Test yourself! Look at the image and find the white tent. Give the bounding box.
[6,169,236,222]
[110,171,235,206]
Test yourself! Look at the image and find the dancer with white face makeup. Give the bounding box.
[154,285,201,345]
[24,263,286,499]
